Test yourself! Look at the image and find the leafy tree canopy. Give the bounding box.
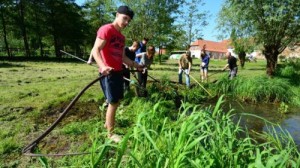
[218,0,300,75]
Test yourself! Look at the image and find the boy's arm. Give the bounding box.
[87,51,93,64]
[136,52,146,57]
[188,61,192,74]
[223,57,230,70]
[223,64,229,71]
[178,55,183,69]
[91,37,112,75]
[139,54,145,65]
[123,49,143,70]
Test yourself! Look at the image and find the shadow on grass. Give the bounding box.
[0,56,89,63]
[247,67,266,70]
[0,62,25,68]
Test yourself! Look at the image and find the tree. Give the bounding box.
[230,29,255,68]
[177,0,208,45]
[119,0,185,63]
[82,0,115,51]
[26,0,48,56]
[0,0,12,57]
[120,0,183,40]
[16,0,31,57]
[45,0,88,57]
[218,0,300,76]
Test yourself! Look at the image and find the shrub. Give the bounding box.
[279,55,286,62]
[154,54,169,62]
[276,60,300,85]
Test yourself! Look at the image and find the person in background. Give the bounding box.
[223,51,238,79]
[123,41,140,91]
[178,45,192,88]
[91,5,143,143]
[135,38,149,64]
[135,45,155,96]
[200,49,210,82]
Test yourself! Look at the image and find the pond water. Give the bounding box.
[211,101,300,148]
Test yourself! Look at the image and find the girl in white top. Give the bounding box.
[135,45,155,96]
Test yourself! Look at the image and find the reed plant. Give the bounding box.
[83,96,300,167]
[213,75,294,103]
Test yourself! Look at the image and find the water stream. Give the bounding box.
[210,101,300,148]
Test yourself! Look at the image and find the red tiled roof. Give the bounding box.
[191,39,231,53]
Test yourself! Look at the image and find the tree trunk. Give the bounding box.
[0,7,11,57]
[238,51,246,68]
[18,0,31,57]
[39,37,44,57]
[54,36,62,58]
[263,45,279,76]
[33,1,44,57]
[158,45,162,64]
[36,21,44,57]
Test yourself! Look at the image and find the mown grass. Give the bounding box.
[1,58,300,167]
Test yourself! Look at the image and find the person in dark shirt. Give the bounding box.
[223,51,238,80]
[123,41,140,91]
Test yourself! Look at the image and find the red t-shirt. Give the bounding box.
[97,24,125,71]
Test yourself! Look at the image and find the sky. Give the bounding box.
[75,0,224,42]
[201,0,224,41]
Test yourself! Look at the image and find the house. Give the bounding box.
[190,39,232,59]
[281,43,300,58]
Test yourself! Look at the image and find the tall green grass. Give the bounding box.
[213,75,294,103]
[82,96,300,167]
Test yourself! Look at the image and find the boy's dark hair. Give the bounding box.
[117,6,134,19]
[143,38,149,42]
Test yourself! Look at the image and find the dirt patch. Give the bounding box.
[37,101,101,125]
[24,101,102,156]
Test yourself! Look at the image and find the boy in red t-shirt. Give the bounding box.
[91,6,142,143]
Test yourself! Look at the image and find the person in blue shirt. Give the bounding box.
[135,38,149,63]
[200,50,210,83]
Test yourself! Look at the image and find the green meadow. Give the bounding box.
[1,58,300,167]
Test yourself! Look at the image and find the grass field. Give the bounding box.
[1,58,299,167]
[0,58,266,110]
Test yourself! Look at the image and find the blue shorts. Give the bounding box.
[99,72,124,103]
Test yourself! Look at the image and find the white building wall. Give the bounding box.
[191,50,201,59]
